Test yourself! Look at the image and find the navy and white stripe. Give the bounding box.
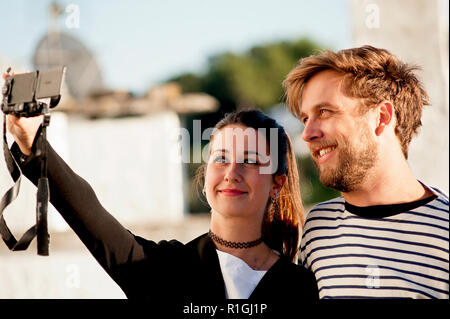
[300,185,449,299]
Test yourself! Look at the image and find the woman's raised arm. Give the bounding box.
[4,70,157,291]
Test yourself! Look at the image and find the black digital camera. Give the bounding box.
[1,67,65,117]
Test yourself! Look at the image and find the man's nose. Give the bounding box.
[301,119,323,143]
[224,161,242,183]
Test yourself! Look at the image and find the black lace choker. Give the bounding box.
[208,230,263,249]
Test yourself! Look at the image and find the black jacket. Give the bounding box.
[12,141,318,304]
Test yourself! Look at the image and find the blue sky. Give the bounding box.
[0,0,351,94]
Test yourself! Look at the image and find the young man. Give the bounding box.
[283,46,449,299]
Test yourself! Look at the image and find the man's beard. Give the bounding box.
[313,128,378,193]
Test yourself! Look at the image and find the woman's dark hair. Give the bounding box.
[196,109,304,262]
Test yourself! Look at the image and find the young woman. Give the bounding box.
[6,101,318,304]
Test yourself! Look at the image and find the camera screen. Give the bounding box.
[10,72,37,104]
[36,67,65,99]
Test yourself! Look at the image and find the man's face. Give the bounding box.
[299,70,378,192]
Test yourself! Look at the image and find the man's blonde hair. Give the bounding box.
[282,45,430,159]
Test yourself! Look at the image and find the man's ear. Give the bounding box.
[271,174,287,196]
[375,100,394,136]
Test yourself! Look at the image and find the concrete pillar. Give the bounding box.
[350,0,449,193]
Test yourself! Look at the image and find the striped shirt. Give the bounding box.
[299,184,449,299]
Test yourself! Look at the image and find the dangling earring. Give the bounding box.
[271,194,280,216]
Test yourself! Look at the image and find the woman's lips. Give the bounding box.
[218,189,247,196]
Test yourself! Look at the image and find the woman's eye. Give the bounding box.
[214,156,228,163]
[244,158,259,165]
[302,117,308,125]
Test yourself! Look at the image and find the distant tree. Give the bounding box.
[166,37,323,112]
[165,38,329,213]
[168,73,203,93]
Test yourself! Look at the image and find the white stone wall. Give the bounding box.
[0,110,190,298]
[1,110,186,234]
[0,250,126,299]
[351,0,449,193]
[0,214,211,298]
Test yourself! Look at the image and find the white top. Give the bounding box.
[216,249,267,299]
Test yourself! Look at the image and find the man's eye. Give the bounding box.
[319,109,329,115]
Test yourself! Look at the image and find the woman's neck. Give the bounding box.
[209,211,279,270]
[210,210,263,243]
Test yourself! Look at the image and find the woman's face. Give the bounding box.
[204,124,282,220]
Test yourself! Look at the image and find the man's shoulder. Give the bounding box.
[427,185,449,205]
[307,196,345,216]
[302,196,345,231]
[420,183,449,214]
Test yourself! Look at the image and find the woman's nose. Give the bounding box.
[224,162,242,183]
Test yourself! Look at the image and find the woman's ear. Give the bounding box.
[271,174,287,196]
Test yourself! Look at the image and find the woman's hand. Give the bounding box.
[3,71,43,155]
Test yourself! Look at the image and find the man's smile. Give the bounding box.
[312,144,337,163]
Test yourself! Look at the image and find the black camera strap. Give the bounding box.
[0,114,50,255]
